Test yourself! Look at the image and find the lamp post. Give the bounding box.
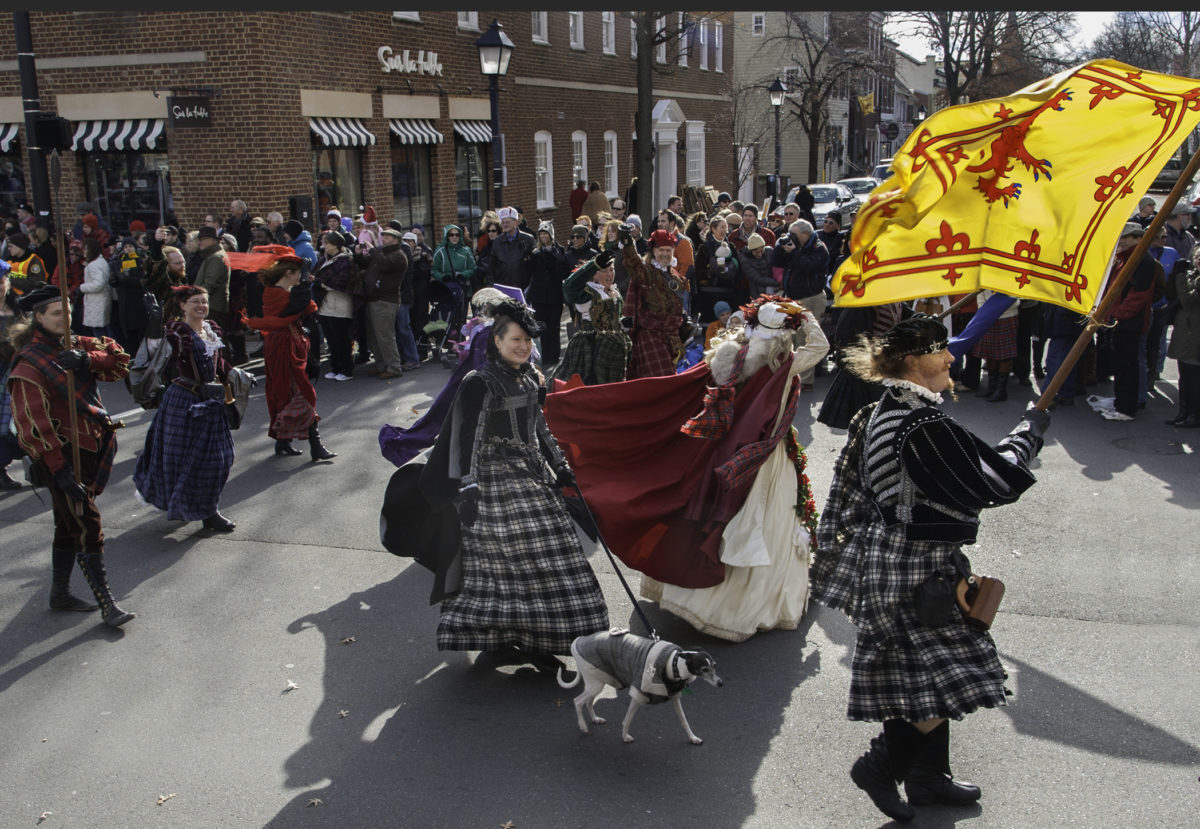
[476,19,514,211]
[769,77,786,202]
[916,104,927,123]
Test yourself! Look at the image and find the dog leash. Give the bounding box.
[568,483,660,642]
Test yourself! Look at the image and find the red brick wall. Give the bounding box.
[0,11,734,240]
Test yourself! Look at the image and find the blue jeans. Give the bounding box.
[393,302,420,364]
[1044,337,1079,399]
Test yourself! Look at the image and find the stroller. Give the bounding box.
[424,275,471,368]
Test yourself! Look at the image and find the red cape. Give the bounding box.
[544,357,795,588]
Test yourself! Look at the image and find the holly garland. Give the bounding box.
[785,426,819,553]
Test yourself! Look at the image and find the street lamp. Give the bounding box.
[476,19,514,210]
[769,77,786,202]
[916,104,927,123]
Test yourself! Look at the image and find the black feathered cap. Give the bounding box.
[877,314,949,359]
[16,282,64,313]
[490,299,544,338]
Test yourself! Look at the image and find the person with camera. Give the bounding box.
[132,285,237,532]
[7,284,135,626]
[772,219,829,390]
[810,316,1049,822]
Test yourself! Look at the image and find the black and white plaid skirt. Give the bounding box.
[437,449,609,654]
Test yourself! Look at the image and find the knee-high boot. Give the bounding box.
[850,719,924,822]
[961,355,982,390]
[75,553,135,628]
[49,546,97,612]
[976,371,997,398]
[904,721,982,806]
[308,421,337,462]
[987,372,1010,402]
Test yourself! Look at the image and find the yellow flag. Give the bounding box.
[833,60,1200,312]
[857,93,875,116]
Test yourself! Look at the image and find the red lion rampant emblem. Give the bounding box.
[964,90,1072,206]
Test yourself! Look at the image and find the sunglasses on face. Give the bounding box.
[487,228,499,234]
[448,232,460,237]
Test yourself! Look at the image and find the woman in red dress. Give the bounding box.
[242,246,337,461]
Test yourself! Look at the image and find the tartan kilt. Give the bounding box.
[627,328,679,379]
[846,530,1009,722]
[270,388,318,440]
[133,382,235,521]
[970,315,1018,361]
[437,449,609,654]
[559,327,630,385]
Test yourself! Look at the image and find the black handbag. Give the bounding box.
[913,551,972,627]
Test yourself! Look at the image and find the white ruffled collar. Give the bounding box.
[882,377,943,404]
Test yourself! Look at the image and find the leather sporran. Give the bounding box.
[913,571,958,627]
[955,573,1006,630]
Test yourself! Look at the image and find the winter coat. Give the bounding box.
[193,243,231,313]
[314,250,359,318]
[696,232,739,292]
[355,242,408,303]
[580,190,612,225]
[740,248,776,297]
[1167,268,1200,365]
[487,229,535,290]
[79,256,113,327]
[772,232,829,300]
[113,251,150,331]
[528,240,568,305]
[431,224,476,284]
[287,230,318,274]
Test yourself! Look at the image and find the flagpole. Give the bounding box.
[1033,144,1200,411]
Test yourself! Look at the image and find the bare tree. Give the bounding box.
[759,13,881,183]
[891,11,1076,106]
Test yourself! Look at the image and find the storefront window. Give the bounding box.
[0,155,26,217]
[313,146,363,220]
[454,139,488,238]
[84,152,173,234]
[390,144,433,230]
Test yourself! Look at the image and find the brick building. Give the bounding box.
[0,11,734,244]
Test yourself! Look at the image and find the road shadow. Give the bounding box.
[1001,654,1200,765]
[262,562,821,828]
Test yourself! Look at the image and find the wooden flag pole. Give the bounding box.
[1033,144,1200,411]
[48,151,83,516]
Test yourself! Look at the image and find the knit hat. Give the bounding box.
[626,214,642,231]
[81,213,99,230]
[746,232,766,251]
[283,219,304,239]
[824,210,842,226]
[714,300,732,317]
[570,224,589,238]
[717,192,732,203]
[326,207,341,219]
[7,232,29,250]
[128,220,146,233]
[410,223,425,236]
[324,230,346,248]
[537,219,556,242]
[648,229,677,249]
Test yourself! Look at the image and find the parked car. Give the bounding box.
[870,157,894,180]
[786,182,862,228]
[1152,157,1185,191]
[837,176,882,197]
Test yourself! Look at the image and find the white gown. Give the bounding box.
[640,309,828,642]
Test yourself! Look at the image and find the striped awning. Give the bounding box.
[0,122,18,153]
[309,116,376,147]
[71,119,165,151]
[453,120,493,144]
[389,118,444,145]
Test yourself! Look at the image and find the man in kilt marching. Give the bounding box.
[7,284,135,627]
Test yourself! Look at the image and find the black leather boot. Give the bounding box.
[850,720,921,822]
[76,553,135,628]
[274,439,302,456]
[987,372,1010,402]
[961,356,982,390]
[202,511,236,532]
[905,721,982,807]
[976,372,997,398]
[308,421,337,461]
[49,547,97,612]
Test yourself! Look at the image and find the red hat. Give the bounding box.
[81,213,99,229]
[224,243,301,273]
[362,205,377,224]
[129,220,147,232]
[648,229,677,249]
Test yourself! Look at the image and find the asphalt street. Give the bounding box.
[1,351,1197,829]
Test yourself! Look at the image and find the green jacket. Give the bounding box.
[431,224,476,283]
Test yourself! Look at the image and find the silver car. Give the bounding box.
[787,182,862,228]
